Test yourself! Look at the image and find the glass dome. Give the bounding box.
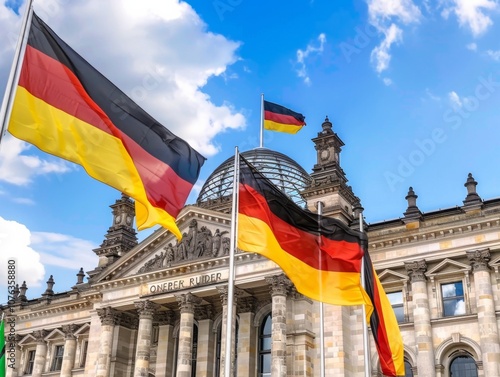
[196,148,312,208]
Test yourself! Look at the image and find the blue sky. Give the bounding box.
[1,0,500,299]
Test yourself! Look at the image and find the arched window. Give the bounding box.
[449,355,477,377]
[404,360,413,377]
[258,313,272,377]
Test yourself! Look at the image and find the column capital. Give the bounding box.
[265,274,292,297]
[217,285,245,306]
[97,306,122,326]
[404,259,428,283]
[134,299,161,318]
[175,293,202,314]
[466,248,491,273]
[32,330,48,343]
[62,324,79,340]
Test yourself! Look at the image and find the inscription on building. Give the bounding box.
[144,271,226,295]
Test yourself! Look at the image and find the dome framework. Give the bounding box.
[197,148,312,209]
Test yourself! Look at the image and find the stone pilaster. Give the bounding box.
[289,289,314,377]
[134,300,161,377]
[405,260,435,377]
[195,305,215,377]
[32,330,48,377]
[5,335,21,377]
[176,293,202,377]
[96,307,121,377]
[266,274,292,377]
[236,297,257,377]
[467,249,500,376]
[60,325,78,377]
[217,286,244,377]
[155,311,176,377]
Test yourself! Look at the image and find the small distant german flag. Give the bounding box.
[263,100,306,134]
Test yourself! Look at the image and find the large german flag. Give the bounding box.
[263,100,305,134]
[238,156,370,307]
[8,12,205,239]
[363,251,404,376]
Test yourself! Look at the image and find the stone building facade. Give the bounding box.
[2,117,500,377]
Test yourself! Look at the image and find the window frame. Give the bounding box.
[257,313,272,377]
[24,348,36,375]
[50,344,65,372]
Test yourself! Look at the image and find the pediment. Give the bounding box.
[379,269,408,284]
[74,323,90,336]
[93,205,232,283]
[426,258,470,277]
[19,334,36,345]
[45,328,64,341]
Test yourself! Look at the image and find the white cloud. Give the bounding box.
[367,0,421,74]
[466,42,478,51]
[448,90,463,108]
[486,49,500,61]
[30,232,98,271]
[383,77,393,85]
[0,216,45,291]
[425,88,441,101]
[370,24,403,73]
[295,33,326,85]
[0,134,72,185]
[441,0,498,37]
[0,0,246,158]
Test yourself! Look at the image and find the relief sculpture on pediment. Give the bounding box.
[138,219,230,274]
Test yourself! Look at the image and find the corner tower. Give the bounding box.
[301,116,360,225]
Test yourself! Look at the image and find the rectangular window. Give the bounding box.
[387,291,405,323]
[51,345,64,371]
[25,349,36,375]
[441,281,465,316]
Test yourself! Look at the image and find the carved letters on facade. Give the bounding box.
[138,220,230,274]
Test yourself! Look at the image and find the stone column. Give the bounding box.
[32,330,48,377]
[155,311,176,377]
[289,289,314,377]
[176,293,202,377]
[60,324,78,377]
[236,297,257,377]
[405,260,435,377]
[467,249,500,377]
[134,300,161,377]
[96,307,121,377]
[266,274,292,377]
[5,335,21,377]
[217,286,243,377]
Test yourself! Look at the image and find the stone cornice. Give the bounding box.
[13,298,96,321]
[92,251,264,291]
[368,218,500,251]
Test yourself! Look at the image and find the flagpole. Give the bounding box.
[0,0,34,144]
[224,146,239,377]
[259,93,264,148]
[317,201,325,377]
[358,206,371,377]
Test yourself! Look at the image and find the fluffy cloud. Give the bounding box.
[367,0,421,74]
[295,33,327,85]
[0,134,72,185]
[0,217,45,292]
[441,0,498,37]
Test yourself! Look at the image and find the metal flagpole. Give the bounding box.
[0,0,35,144]
[358,206,371,377]
[224,146,240,377]
[317,201,325,377]
[259,93,264,148]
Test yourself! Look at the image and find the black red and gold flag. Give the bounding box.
[363,251,405,376]
[263,100,306,134]
[8,12,206,239]
[237,156,370,306]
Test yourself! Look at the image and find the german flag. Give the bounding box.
[263,100,305,134]
[237,156,370,307]
[0,318,5,377]
[8,12,205,239]
[363,251,405,377]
